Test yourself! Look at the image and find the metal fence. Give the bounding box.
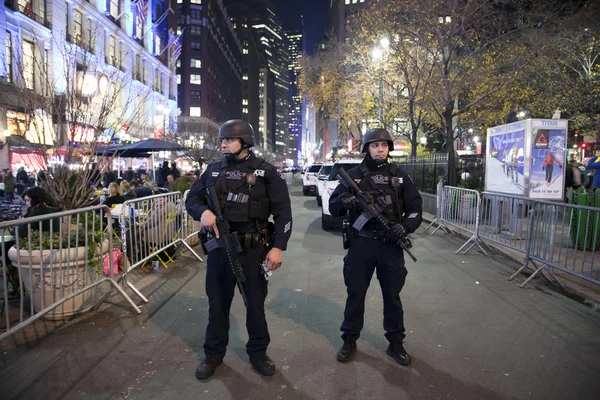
[428,185,600,288]
[117,192,203,302]
[0,206,141,342]
[396,154,449,194]
[509,201,600,287]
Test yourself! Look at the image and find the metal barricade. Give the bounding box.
[0,206,141,342]
[118,193,203,302]
[182,189,202,247]
[479,192,536,254]
[424,178,452,235]
[510,201,600,288]
[439,186,489,255]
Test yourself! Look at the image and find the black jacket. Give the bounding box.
[329,160,423,234]
[186,152,293,251]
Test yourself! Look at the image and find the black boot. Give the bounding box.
[386,342,411,366]
[337,340,357,362]
[195,357,223,380]
[250,353,276,376]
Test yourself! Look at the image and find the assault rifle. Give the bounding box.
[204,184,248,307]
[337,168,418,262]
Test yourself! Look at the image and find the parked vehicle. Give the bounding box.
[316,162,334,207]
[302,163,322,196]
[321,159,362,230]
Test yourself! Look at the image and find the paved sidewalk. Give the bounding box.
[0,188,599,400]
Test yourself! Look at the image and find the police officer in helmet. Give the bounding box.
[186,119,292,379]
[329,128,422,365]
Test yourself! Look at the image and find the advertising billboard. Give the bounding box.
[486,128,526,195]
[485,119,568,200]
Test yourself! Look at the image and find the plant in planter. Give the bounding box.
[8,216,114,320]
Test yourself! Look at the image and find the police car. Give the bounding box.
[316,162,334,207]
[321,158,362,230]
[302,163,322,196]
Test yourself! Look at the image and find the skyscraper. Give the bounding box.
[251,0,289,156]
[287,31,302,162]
[224,0,262,147]
[329,0,370,44]
[177,0,243,123]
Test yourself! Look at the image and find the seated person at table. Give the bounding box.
[15,187,61,238]
[130,179,153,198]
[102,183,125,208]
[120,181,137,201]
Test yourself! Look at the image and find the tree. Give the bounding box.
[10,30,152,210]
[170,116,221,170]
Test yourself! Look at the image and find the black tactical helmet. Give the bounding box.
[218,119,255,147]
[361,128,394,152]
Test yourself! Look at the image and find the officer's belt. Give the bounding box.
[205,232,261,252]
[357,229,389,241]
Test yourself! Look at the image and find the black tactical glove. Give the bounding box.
[340,192,359,210]
[390,223,408,241]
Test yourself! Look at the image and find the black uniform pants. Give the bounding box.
[204,246,269,360]
[341,236,408,344]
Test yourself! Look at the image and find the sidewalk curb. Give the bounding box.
[420,213,600,306]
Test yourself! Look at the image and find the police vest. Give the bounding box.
[353,163,404,225]
[214,157,271,223]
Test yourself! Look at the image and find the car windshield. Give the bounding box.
[329,163,361,180]
[318,165,333,179]
[307,165,322,173]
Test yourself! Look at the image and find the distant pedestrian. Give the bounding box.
[3,171,15,203]
[586,150,600,189]
[170,162,181,179]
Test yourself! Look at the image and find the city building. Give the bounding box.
[0,0,177,171]
[329,0,370,44]
[287,30,302,163]
[251,0,289,156]
[223,0,262,147]
[176,0,243,123]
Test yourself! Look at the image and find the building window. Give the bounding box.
[22,39,35,90]
[191,10,202,20]
[142,59,147,82]
[191,90,201,100]
[109,0,120,19]
[190,25,202,36]
[242,74,248,80]
[43,49,48,95]
[190,107,201,117]
[191,42,201,50]
[5,32,12,83]
[108,35,117,65]
[176,60,181,68]
[191,58,201,68]
[190,0,201,4]
[243,48,248,55]
[242,108,248,114]
[190,74,201,84]
[155,35,161,55]
[74,10,83,40]
[86,19,94,52]
[154,69,161,91]
[177,0,182,3]
[176,74,181,84]
[136,16,143,39]
[345,0,350,3]
[242,99,248,105]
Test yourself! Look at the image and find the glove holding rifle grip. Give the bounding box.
[340,192,360,211]
[390,223,413,249]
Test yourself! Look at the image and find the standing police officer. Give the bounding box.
[329,128,422,366]
[186,120,292,379]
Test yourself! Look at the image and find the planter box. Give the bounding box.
[8,241,110,320]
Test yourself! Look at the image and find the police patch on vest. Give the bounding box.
[255,169,265,177]
[371,174,389,185]
[226,170,246,180]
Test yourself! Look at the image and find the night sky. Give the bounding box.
[269,0,329,54]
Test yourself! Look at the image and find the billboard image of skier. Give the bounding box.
[529,129,566,199]
[486,129,525,195]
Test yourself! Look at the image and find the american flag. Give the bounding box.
[136,0,149,28]
[172,32,182,61]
